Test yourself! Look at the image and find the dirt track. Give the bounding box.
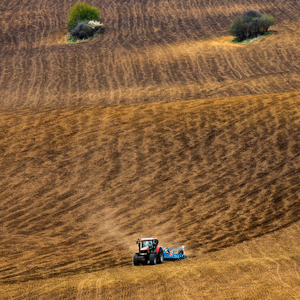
[1,0,300,299]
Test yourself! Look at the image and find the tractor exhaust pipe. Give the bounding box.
[136,239,140,252]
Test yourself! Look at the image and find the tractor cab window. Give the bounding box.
[142,240,153,248]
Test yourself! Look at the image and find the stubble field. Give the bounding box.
[1,0,300,299]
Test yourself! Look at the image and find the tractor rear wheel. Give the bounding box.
[150,253,157,265]
[158,248,164,264]
[133,254,140,266]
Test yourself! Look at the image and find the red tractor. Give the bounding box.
[133,237,164,265]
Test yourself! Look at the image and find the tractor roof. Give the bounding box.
[140,237,157,241]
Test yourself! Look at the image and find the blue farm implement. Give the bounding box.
[163,246,186,260]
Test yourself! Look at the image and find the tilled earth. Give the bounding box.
[1,0,300,107]
[1,0,300,299]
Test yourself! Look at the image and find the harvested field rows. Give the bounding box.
[2,221,300,299]
[1,92,300,288]
[1,0,300,107]
[1,0,300,298]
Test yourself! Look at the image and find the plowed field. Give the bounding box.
[1,0,300,107]
[1,0,300,299]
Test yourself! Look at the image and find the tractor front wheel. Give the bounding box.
[150,253,157,265]
[133,254,140,266]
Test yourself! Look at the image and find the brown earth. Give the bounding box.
[1,0,300,299]
[1,0,300,108]
[1,92,300,298]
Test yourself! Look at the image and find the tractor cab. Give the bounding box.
[141,238,158,251]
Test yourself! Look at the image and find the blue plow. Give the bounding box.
[163,246,187,260]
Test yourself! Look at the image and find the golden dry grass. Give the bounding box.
[1,0,300,299]
[2,222,300,299]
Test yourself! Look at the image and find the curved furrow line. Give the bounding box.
[122,49,138,94]
[105,50,118,104]
[6,52,20,107]
[64,45,73,107]
[30,11,41,50]
[87,51,102,104]
[229,47,254,79]
[23,56,38,108]
[33,54,46,107]
[113,50,126,104]
[268,43,291,74]
[97,51,112,102]
[182,49,201,84]
[177,48,199,87]
[133,49,150,90]
[154,46,177,90]
[134,0,148,43]
[169,0,191,43]
[54,50,68,107]
[43,50,55,106]
[128,0,143,43]
[254,240,292,289]
[284,43,300,71]
[185,0,207,40]
[142,3,160,46]
[37,0,47,51]
[6,15,16,53]
[71,48,82,106]
[96,51,110,98]
[0,59,9,107]
[138,50,155,89]
[244,46,268,78]
[82,47,94,105]
[220,49,244,80]
[201,52,222,85]
[276,40,299,73]
[51,1,59,29]
[13,52,28,106]
[193,50,213,85]
[102,0,120,49]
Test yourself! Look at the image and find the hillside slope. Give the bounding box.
[1,0,300,107]
[1,0,300,298]
[1,92,300,286]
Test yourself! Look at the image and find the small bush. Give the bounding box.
[229,10,275,42]
[70,21,94,39]
[68,2,100,30]
[69,20,104,40]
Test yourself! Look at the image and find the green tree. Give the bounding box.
[229,17,247,42]
[229,10,275,42]
[68,2,100,30]
[259,15,276,34]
